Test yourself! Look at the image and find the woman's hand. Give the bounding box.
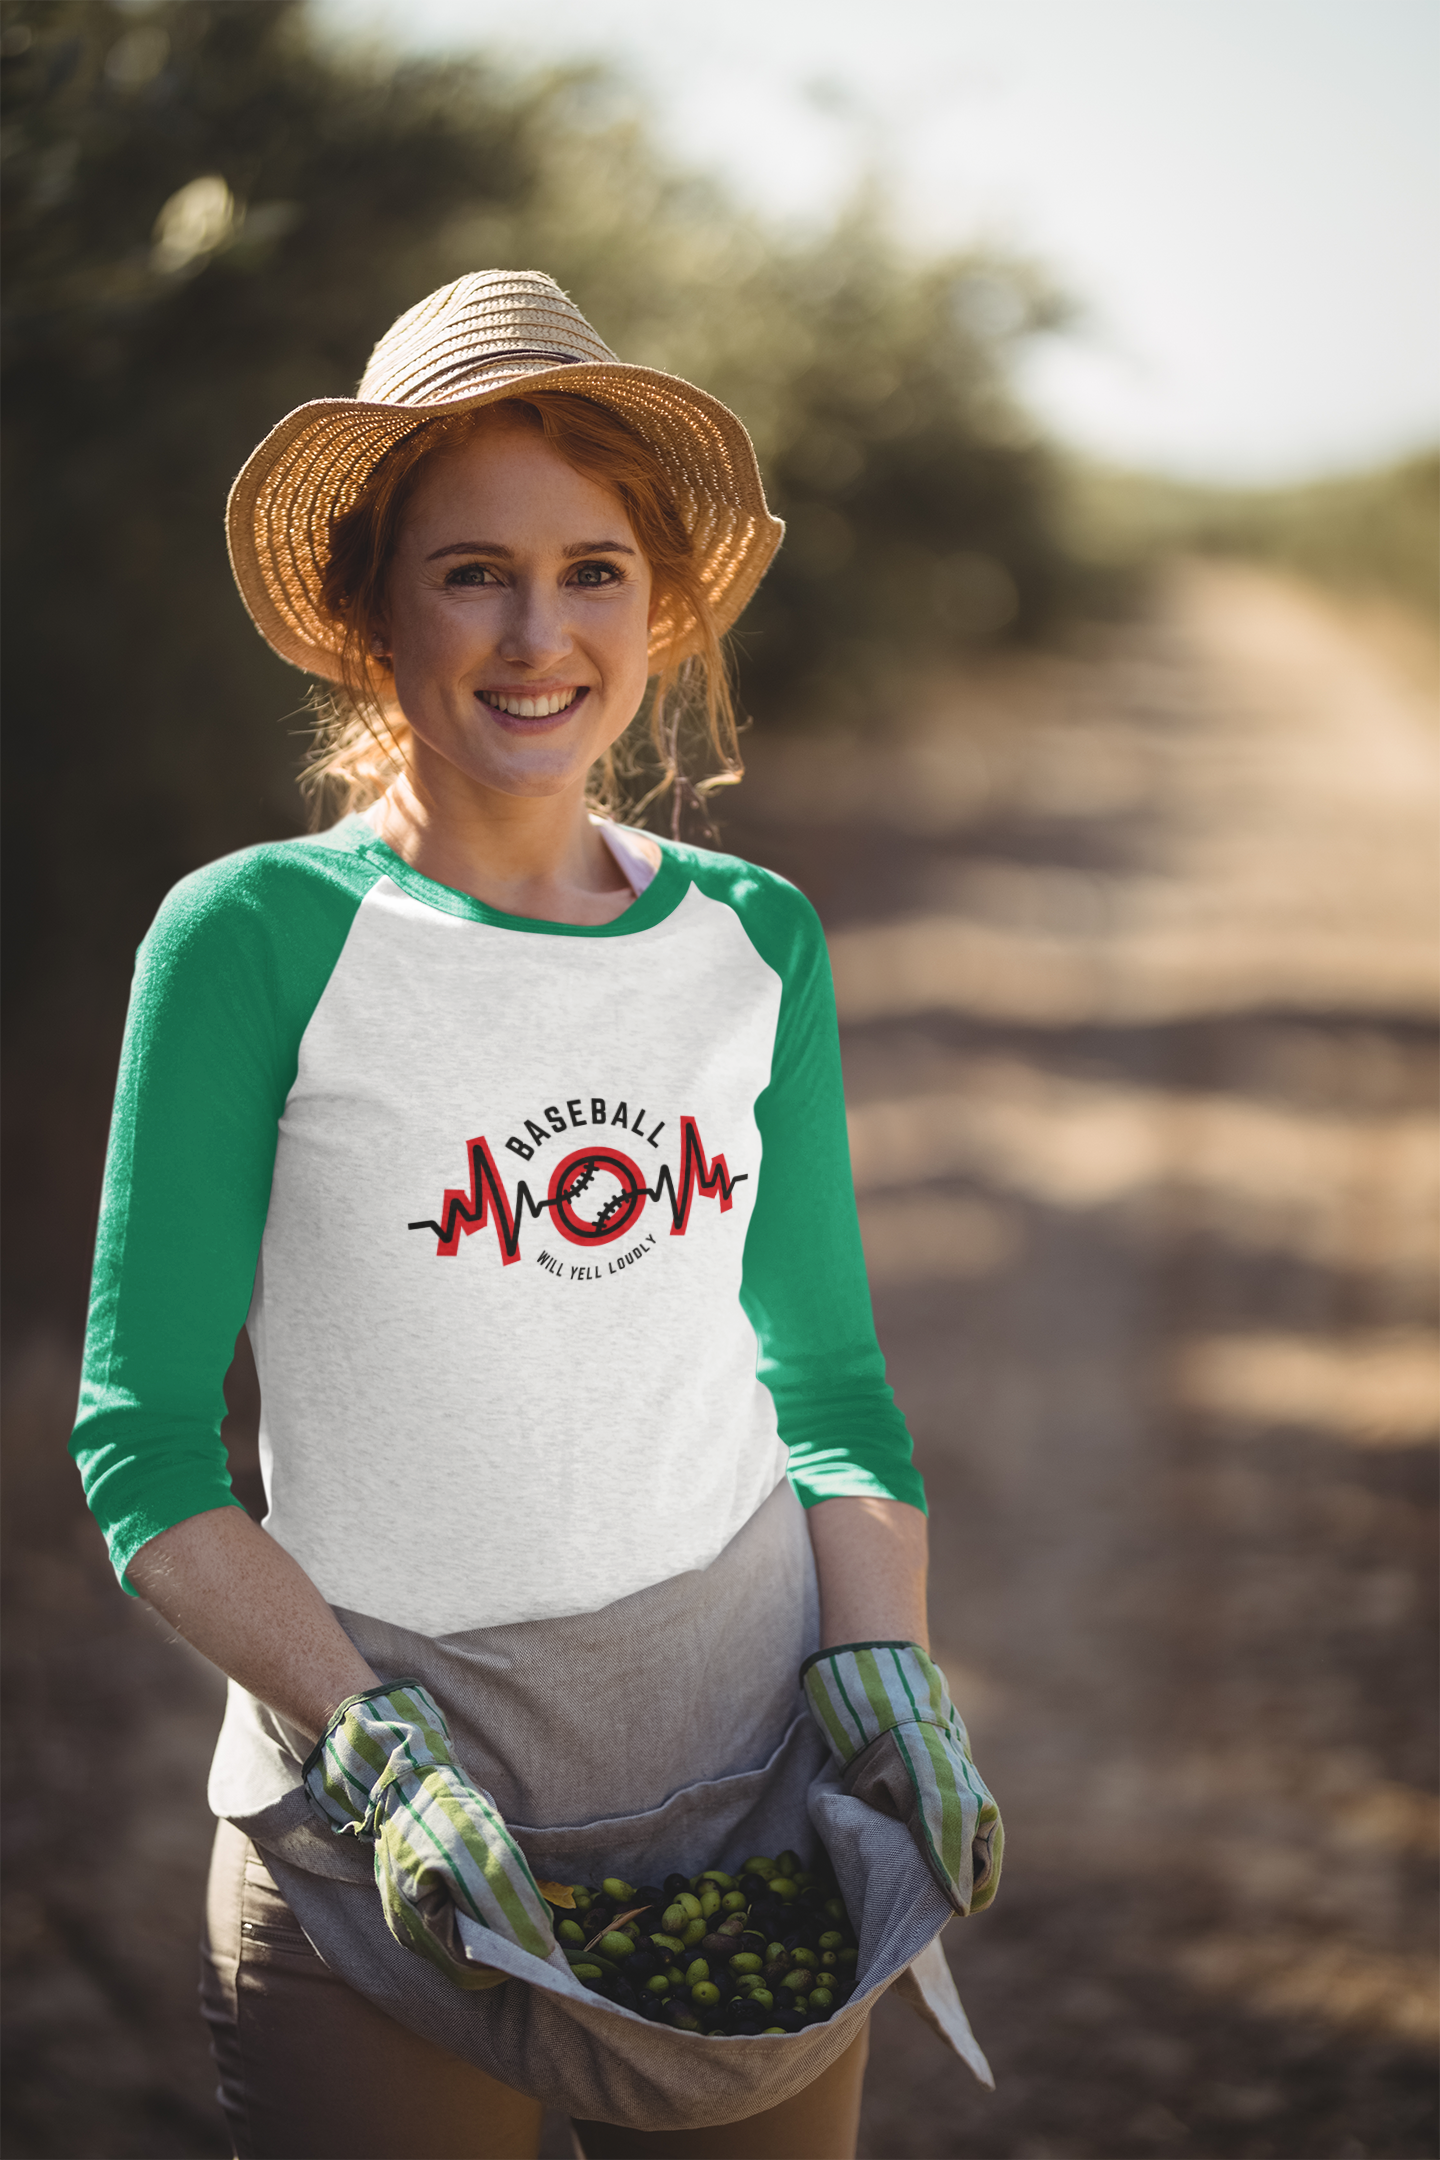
[305,1683,557,1985]
[802,1497,1003,1915]
[127,1506,379,1739]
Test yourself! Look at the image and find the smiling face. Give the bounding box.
[381,412,655,804]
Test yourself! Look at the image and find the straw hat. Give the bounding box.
[226,269,784,680]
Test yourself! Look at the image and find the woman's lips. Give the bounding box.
[477,685,588,733]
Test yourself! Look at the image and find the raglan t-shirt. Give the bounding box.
[71,817,924,1641]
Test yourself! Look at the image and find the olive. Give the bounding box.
[762,2026,786,2035]
[557,1919,586,1946]
[623,1951,658,1981]
[728,1952,763,1976]
[665,2000,700,2031]
[836,1948,858,1970]
[765,1942,788,1963]
[818,1931,844,1952]
[775,1850,803,1877]
[631,1885,664,1910]
[571,1887,593,1910]
[819,1950,838,1971]
[768,1877,799,1903]
[691,1981,721,2009]
[685,1959,710,1987]
[720,1890,748,1914]
[598,1932,634,1961]
[746,1986,774,2014]
[648,1931,685,1956]
[682,1918,708,1948]
[764,1962,789,1987]
[660,1903,688,1936]
[645,1973,671,1997]
[794,1872,817,1891]
[734,1973,764,1996]
[738,1875,770,1902]
[700,1933,738,1959]
[602,1878,635,1902]
[675,1892,703,1921]
[791,1948,818,1972]
[700,1870,735,1891]
[781,1970,810,1995]
[741,1857,777,1880]
[824,1898,846,1923]
[699,1885,722,1919]
[570,1962,604,1985]
[808,1987,835,2013]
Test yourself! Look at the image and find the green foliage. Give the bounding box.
[1062,451,1440,621]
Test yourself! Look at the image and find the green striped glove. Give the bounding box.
[302,1681,556,1989]
[801,1641,1003,1916]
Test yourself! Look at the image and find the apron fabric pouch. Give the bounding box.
[225,1481,993,2130]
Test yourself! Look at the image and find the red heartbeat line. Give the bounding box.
[408,1116,747,1265]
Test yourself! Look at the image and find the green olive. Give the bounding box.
[819,1950,839,1970]
[649,1932,685,1956]
[699,1885,722,1918]
[818,1931,844,1952]
[557,1919,586,1946]
[570,1962,604,1984]
[692,1981,721,2008]
[768,1877,798,1902]
[794,1872,816,1891]
[791,1948,817,1971]
[824,1898,846,1922]
[675,1892,703,1921]
[734,1973,764,1996]
[808,1987,835,2012]
[781,1970,810,1995]
[665,1964,685,1986]
[571,1888,593,1910]
[741,1856,777,1880]
[598,1932,634,1961]
[602,1878,635,1902]
[700,1871,735,1892]
[762,2026,786,2034]
[721,1891,748,1914]
[746,1987,774,2013]
[728,1952,763,1976]
[645,1974,671,1997]
[661,1903,688,1936]
[685,1959,710,1987]
[775,1850,803,1876]
[682,1917,708,1948]
[836,1948,858,1970]
[766,1943,788,1963]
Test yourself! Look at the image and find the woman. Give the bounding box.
[71,271,1000,2160]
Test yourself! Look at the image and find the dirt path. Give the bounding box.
[724,563,1438,2159]
[3,565,1435,2158]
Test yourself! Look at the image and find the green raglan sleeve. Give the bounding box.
[71,844,369,1592]
[732,869,927,1514]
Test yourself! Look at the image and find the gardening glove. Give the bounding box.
[801,1640,1003,1916]
[302,1680,556,1988]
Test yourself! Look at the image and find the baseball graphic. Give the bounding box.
[548,1146,648,1247]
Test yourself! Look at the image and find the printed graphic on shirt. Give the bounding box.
[409,1108,748,1268]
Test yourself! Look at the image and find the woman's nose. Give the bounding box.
[495,580,572,670]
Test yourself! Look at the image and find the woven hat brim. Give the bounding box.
[226,362,784,681]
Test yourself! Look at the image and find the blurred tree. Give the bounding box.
[0,0,1078,1322]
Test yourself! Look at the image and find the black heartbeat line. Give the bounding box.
[408,1116,748,1265]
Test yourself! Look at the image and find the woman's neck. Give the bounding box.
[365,768,636,926]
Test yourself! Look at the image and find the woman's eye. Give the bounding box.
[443,563,496,587]
[572,561,621,588]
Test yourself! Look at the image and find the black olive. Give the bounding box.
[662,1872,691,1898]
[738,1873,770,1900]
[623,1951,658,1981]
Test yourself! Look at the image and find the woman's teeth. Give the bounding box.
[486,689,579,718]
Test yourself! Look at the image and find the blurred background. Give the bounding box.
[2,2,1436,2154]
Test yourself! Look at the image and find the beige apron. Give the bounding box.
[209,1479,992,2130]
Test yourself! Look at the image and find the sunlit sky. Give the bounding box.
[314,0,1439,484]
